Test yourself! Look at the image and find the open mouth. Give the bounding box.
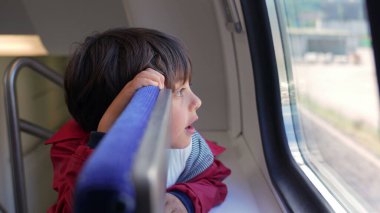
[185,125,195,134]
[185,116,198,135]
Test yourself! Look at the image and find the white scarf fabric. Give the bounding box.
[166,138,192,188]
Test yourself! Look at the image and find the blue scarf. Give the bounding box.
[176,131,214,183]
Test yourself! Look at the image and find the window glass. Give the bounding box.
[276,0,380,211]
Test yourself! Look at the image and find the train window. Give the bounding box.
[275,0,380,211]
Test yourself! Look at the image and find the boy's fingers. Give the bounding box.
[143,79,159,88]
[148,72,164,89]
[144,68,165,88]
[140,70,161,82]
[137,72,158,85]
[134,78,159,89]
[150,71,165,88]
[144,76,163,89]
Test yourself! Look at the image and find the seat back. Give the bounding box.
[74,86,171,213]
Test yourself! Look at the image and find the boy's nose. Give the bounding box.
[191,94,202,111]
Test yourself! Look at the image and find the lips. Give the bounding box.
[185,116,198,135]
[185,125,195,135]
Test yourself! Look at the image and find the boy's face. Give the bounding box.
[170,81,202,149]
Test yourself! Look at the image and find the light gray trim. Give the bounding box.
[222,0,242,33]
[132,89,171,213]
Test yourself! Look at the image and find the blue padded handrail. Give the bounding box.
[75,86,171,213]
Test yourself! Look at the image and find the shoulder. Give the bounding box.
[193,131,226,156]
[205,140,226,156]
[45,119,89,145]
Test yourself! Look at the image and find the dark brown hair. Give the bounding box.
[64,28,192,131]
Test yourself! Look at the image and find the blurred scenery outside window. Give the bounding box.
[278,0,380,211]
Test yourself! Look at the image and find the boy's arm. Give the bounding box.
[97,69,164,132]
[167,157,231,213]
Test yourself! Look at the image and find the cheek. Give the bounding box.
[171,105,180,130]
[170,105,181,143]
[170,116,179,136]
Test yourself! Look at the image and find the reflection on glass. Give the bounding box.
[279,0,380,211]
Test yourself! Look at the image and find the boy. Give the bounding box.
[45,28,230,213]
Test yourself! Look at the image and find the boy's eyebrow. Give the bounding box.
[174,80,187,87]
[174,85,184,90]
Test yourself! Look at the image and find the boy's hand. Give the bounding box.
[97,68,165,132]
[128,68,165,90]
[165,193,188,213]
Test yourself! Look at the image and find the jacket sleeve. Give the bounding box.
[48,141,93,213]
[167,157,231,213]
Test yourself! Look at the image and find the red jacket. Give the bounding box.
[45,119,231,213]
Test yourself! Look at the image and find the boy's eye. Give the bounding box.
[175,88,185,97]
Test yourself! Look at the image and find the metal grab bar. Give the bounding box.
[19,119,54,140]
[3,58,64,213]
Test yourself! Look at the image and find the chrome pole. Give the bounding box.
[3,58,63,213]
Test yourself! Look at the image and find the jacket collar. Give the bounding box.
[45,119,89,144]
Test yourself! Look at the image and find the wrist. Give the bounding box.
[88,131,106,148]
[168,191,194,213]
